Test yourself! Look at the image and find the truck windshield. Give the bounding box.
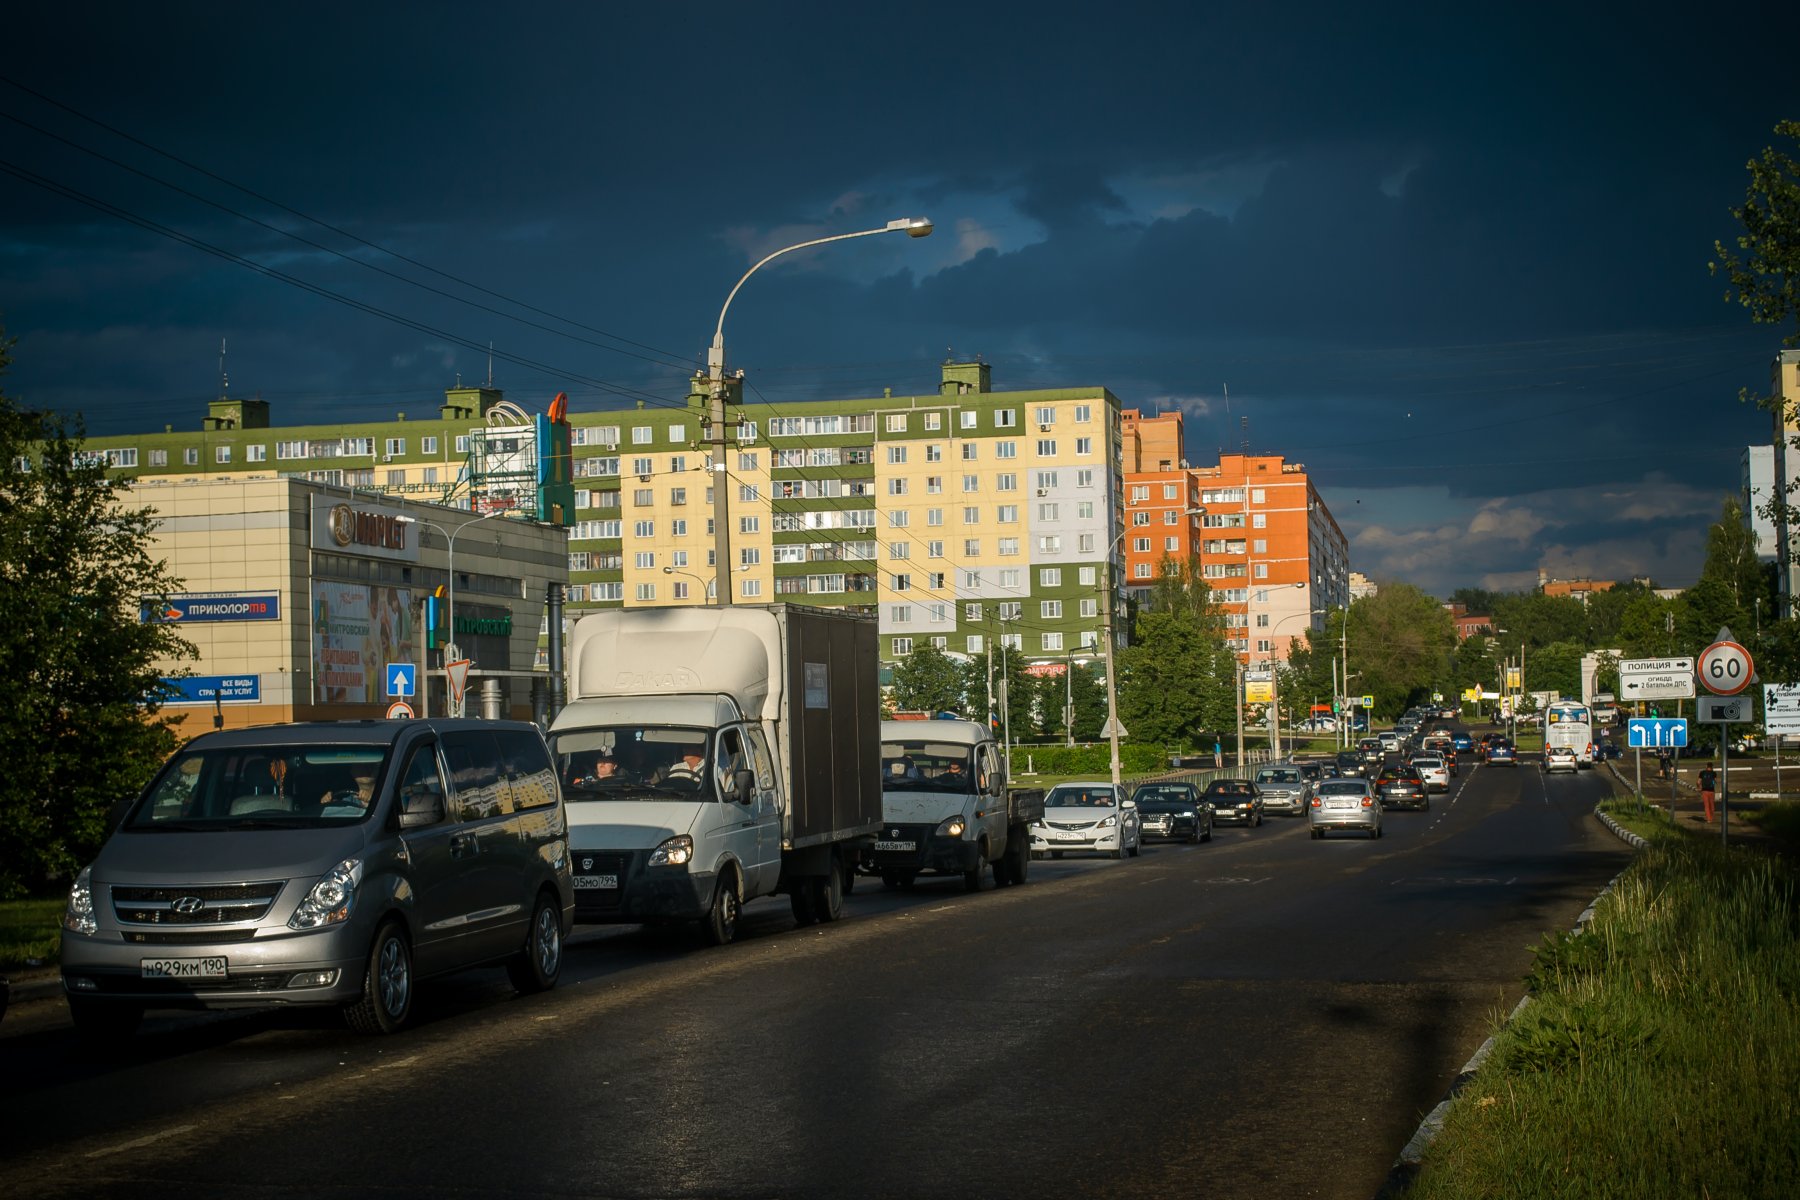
[880,742,977,793]
[126,744,389,828]
[550,726,716,797]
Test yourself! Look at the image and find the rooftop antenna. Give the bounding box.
[219,337,228,397]
[486,342,494,387]
[1240,414,1250,456]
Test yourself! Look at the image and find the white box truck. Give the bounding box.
[548,605,881,944]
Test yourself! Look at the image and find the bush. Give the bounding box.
[1005,742,1169,777]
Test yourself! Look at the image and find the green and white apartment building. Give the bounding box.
[86,361,1132,672]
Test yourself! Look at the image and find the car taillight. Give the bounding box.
[1310,797,1321,807]
[1361,798,1373,807]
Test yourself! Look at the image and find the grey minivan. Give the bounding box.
[60,720,574,1039]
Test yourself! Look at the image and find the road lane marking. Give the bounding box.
[84,1124,199,1159]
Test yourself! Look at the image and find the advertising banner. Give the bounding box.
[159,675,261,704]
[1244,680,1273,704]
[142,592,281,623]
[312,582,415,704]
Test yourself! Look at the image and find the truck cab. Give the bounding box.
[871,719,1039,891]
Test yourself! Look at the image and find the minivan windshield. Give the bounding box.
[127,744,389,829]
[880,742,977,793]
[550,726,717,798]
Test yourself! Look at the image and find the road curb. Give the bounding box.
[1596,810,1650,850]
[1374,844,1634,1197]
[2,968,63,1010]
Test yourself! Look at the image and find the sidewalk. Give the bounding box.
[1605,751,1796,855]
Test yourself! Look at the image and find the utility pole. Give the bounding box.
[1235,658,1246,769]
[1101,565,1124,791]
[1065,651,1075,748]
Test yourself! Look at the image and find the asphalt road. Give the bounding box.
[0,746,1625,1199]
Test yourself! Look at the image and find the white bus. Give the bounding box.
[1544,701,1595,766]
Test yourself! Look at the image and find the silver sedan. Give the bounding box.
[1309,778,1383,839]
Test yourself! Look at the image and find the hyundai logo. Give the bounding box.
[579,857,593,871]
[172,895,204,915]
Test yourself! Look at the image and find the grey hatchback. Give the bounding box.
[60,720,574,1039]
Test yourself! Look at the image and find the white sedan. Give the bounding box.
[1543,746,1579,773]
[1410,755,1450,792]
[1030,782,1142,860]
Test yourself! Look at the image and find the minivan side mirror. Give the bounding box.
[397,787,444,828]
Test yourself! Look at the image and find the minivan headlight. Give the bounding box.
[934,815,967,839]
[63,865,97,936]
[290,858,361,930]
[648,834,693,867]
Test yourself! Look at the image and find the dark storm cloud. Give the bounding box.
[3,0,1797,595]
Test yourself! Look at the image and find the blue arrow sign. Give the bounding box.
[386,662,417,698]
[1628,717,1688,749]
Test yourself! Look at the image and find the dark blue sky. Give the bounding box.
[4,1,1796,596]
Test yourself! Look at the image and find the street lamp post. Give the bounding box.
[397,507,511,716]
[1267,603,1324,759]
[705,217,932,606]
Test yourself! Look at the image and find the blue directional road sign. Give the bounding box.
[386,662,417,698]
[1627,717,1688,749]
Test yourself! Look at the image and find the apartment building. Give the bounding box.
[87,362,1129,668]
[1118,408,1350,663]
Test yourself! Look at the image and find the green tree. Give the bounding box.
[888,644,969,716]
[1712,118,1800,348]
[1348,584,1457,718]
[1118,563,1237,748]
[0,330,196,896]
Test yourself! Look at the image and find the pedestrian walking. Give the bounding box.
[1213,739,1223,768]
[1699,764,1718,823]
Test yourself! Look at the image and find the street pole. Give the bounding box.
[1065,651,1075,748]
[703,217,932,608]
[1101,563,1123,792]
[1235,659,1246,769]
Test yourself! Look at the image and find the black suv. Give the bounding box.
[1335,750,1365,777]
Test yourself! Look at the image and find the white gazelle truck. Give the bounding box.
[547,605,881,944]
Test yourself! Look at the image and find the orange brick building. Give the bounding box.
[1121,408,1349,664]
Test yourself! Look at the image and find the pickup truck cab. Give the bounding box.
[873,720,1041,890]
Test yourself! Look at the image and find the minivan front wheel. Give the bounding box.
[344,920,412,1035]
[507,894,563,994]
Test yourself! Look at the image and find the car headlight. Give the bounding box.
[934,815,967,839]
[1180,810,1195,818]
[63,865,97,936]
[647,834,693,867]
[290,858,361,930]
[1097,814,1117,828]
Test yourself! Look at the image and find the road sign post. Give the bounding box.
[1698,634,1753,697]
[1619,657,1695,703]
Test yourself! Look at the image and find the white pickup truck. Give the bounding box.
[869,719,1044,891]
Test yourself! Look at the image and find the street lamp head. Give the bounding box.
[887,216,934,238]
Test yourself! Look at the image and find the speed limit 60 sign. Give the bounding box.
[1699,638,1754,696]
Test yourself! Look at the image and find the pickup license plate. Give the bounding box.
[873,840,916,852]
[572,874,619,890]
[140,956,227,979]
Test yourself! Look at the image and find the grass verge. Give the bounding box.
[1746,800,1800,843]
[1401,834,1800,1199]
[0,897,63,971]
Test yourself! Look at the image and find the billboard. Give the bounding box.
[312,582,415,704]
[142,592,281,623]
[1245,680,1273,704]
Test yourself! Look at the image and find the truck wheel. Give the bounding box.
[702,871,740,946]
[790,884,818,927]
[1008,838,1030,885]
[963,846,987,893]
[841,860,857,895]
[812,866,844,923]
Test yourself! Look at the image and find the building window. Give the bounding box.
[1133,537,1151,553]
[892,637,913,656]
[1130,485,1150,502]
[671,487,687,506]
[632,426,652,444]
[928,540,944,558]
[1041,568,1062,587]
[634,551,656,569]
[740,548,761,566]
[633,520,655,538]
[739,484,759,502]
[1041,600,1063,619]
[998,505,1019,523]
[925,412,941,430]
[1075,437,1092,455]
[1038,535,1062,553]
[1035,407,1057,426]
[1075,404,1092,422]
[739,516,759,534]
[246,445,267,463]
[925,444,943,463]
[888,511,910,528]
[1134,563,1152,578]
[963,475,980,493]
[671,519,688,536]
[669,424,686,443]
[890,541,910,560]
[997,473,1017,491]
[964,538,981,556]
[1080,598,1098,618]
[1042,632,1063,651]
[886,414,909,433]
[999,537,1019,556]
[1036,439,1056,457]
[962,443,979,461]
[456,436,471,453]
[1251,488,1266,504]
[996,441,1017,459]
[995,410,1017,427]
[1078,533,1096,554]
[386,469,406,486]
[966,603,983,621]
[888,445,908,464]
[999,600,1022,619]
[216,445,232,463]
[635,583,657,601]
[961,410,978,429]
[926,476,943,493]
[1038,504,1059,521]
[149,449,168,466]
[422,436,439,454]
[927,508,944,526]
[891,603,912,621]
[888,478,908,496]
[929,572,947,589]
[1079,567,1096,585]
[385,437,405,456]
